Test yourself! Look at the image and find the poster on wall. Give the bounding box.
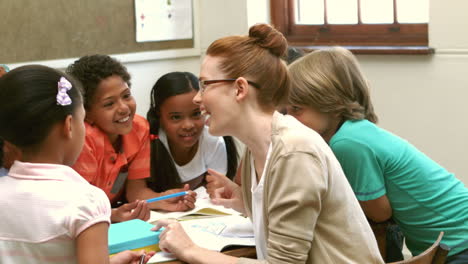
[135,0,193,42]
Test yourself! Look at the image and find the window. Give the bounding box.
[271,0,431,54]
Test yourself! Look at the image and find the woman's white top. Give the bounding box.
[251,143,272,260]
[159,126,228,182]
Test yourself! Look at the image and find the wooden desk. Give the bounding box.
[161,246,257,264]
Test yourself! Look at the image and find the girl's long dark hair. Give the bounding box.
[146,72,238,192]
[0,65,82,149]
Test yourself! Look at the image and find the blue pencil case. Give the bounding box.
[108,219,162,255]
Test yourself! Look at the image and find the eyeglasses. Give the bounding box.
[198,78,260,94]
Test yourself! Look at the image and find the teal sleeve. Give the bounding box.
[331,138,386,201]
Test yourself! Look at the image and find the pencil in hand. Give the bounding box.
[146,191,189,203]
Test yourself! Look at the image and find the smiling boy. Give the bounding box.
[67,55,196,222]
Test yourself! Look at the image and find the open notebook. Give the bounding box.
[147,186,255,263]
[148,186,241,223]
[148,215,255,263]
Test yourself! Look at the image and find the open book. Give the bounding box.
[148,186,241,223]
[148,215,255,263]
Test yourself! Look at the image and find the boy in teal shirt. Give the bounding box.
[288,47,468,263]
[331,119,468,257]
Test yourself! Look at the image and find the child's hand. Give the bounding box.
[206,169,232,198]
[111,200,150,223]
[158,184,197,212]
[110,250,155,264]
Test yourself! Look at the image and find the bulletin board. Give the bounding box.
[0,0,194,64]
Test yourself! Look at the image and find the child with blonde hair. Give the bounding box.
[288,47,468,263]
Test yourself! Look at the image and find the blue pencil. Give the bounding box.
[146,191,188,203]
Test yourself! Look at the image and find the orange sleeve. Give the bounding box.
[72,133,99,185]
[127,116,150,180]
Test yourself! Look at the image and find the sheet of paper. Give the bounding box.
[220,217,255,238]
[148,251,176,263]
[135,0,193,42]
[181,217,255,251]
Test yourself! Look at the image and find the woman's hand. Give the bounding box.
[111,200,150,223]
[206,169,231,198]
[152,219,198,261]
[110,250,155,264]
[157,184,197,212]
[151,219,239,264]
[209,169,245,214]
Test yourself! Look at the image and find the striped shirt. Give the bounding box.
[0,161,111,263]
[72,114,151,204]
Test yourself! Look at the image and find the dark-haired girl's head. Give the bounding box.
[148,71,205,158]
[146,71,238,191]
[147,71,200,135]
[146,71,205,191]
[0,65,83,159]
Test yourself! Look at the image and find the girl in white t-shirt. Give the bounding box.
[0,65,154,264]
[146,71,238,192]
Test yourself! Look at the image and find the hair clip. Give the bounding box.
[57,77,72,106]
[149,134,159,141]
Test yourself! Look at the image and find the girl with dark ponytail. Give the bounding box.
[146,71,238,193]
[0,65,154,263]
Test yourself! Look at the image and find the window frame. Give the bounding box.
[271,0,431,54]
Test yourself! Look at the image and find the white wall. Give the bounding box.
[43,0,467,185]
[358,54,468,183]
[7,0,465,185]
[240,0,468,185]
[357,0,468,184]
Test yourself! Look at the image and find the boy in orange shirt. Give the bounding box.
[67,55,196,222]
